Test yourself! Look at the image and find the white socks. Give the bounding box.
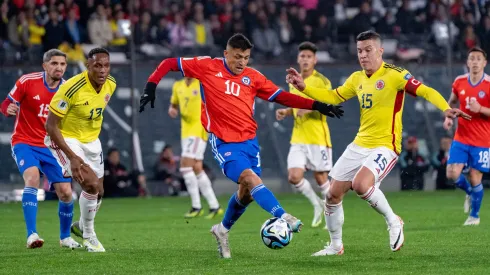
[79,191,97,238]
[325,201,344,248]
[319,180,331,199]
[79,198,102,231]
[295,179,322,208]
[181,167,201,209]
[359,186,397,225]
[197,171,219,209]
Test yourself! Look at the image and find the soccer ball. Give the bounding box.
[260,217,293,249]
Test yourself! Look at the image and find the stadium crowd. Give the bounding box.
[0,0,490,64]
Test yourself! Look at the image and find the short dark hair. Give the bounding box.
[468,47,487,59]
[356,30,382,42]
[298,42,317,54]
[227,33,254,51]
[107,147,119,156]
[88,47,110,59]
[43,49,66,62]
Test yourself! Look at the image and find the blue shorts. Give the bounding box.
[12,144,70,190]
[209,134,261,183]
[447,140,490,173]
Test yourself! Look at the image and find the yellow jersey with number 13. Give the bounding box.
[300,62,450,154]
[49,71,117,143]
[170,78,208,141]
[289,70,332,147]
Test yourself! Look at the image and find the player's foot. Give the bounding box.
[311,242,344,256]
[312,205,323,228]
[71,221,83,238]
[184,207,204,218]
[205,207,224,219]
[83,236,106,252]
[60,237,82,249]
[281,213,303,233]
[210,223,231,259]
[463,216,480,226]
[464,195,471,214]
[388,216,404,252]
[26,233,44,249]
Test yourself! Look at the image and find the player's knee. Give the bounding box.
[97,184,104,199]
[238,170,261,190]
[468,170,482,185]
[81,178,98,194]
[56,184,72,202]
[288,172,303,185]
[23,169,40,188]
[351,178,372,195]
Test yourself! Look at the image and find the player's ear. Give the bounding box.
[223,50,228,58]
[42,62,47,71]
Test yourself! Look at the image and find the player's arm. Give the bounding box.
[275,108,293,121]
[140,56,210,112]
[286,68,356,105]
[1,79,25,117]
[168,83,179,118]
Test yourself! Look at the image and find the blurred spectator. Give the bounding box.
[209,14,224,47]
[350,1,374,36]
[134,11,152,45]
[88,4,112,46]
[479,16,490,57]
[189,10,214,48]
[169,13,194,53]
[252,10,282,58]
[153,145,185,196]
[0,2,8,44]
[59,7,84,62]
[396,0,416,34]
[375,10,397,35]
[432,137,454,190]
[152,17,170,47]
[109,9,128,50]
[432,12,459,48]
[276,9,294,46]
[79,0,96,26]
[462,25,480,50]
[313,15,336,48]
[43,9,63,51]
[399,136,430,191]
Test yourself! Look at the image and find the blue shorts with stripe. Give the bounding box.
[209,134,261,183]
[447,140,490,173]
[12,143,70,190]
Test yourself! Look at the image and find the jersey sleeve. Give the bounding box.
[170,83,179,105]
[255,73,283,101]
[49,83,76,118]
[178,56,212,79]
[302,73,357,105]
[8,79,26,103]
[107,75,117,95]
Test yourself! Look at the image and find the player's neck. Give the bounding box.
[88,77,103,92]
[45,77,60,89]
[469,71,484,85]
[301,69,314,79]
[365,62,383,76]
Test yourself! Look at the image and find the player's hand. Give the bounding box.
[69,156,87,183]
[443,117,453,130]
[139,82,157,112]
[286,68,306,91]
[168,106,178,118]
[468,98,481,113]
[275,108,288,121]
[444,108,471,121]
[6,103,19,116]
[312,101,344,118]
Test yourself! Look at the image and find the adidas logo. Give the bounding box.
[33,95,40,100]
[83,101,89,106]
[215,72,223,78]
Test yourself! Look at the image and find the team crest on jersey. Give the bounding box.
[224,152,231,157]
[57,100,68,111]
[479,91,486,98]
[241,76,251,86]
[375,80,385,90]
[104,93,111,103]
[193,90,198,95]
[404,73,412,80]
[19,159,24,166]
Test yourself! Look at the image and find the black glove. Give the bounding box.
[139,82,157,112]
[312,101,344,118]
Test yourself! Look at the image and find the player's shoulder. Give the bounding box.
[312,71,331,86]
[483,74,490,84]
[382,63,414,82]
[453,73,469,84]
[18,72,44,85]
[106,74,117,90]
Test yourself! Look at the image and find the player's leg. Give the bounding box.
[12,144,44,248]
[180,137,203,217]
[314,146,333,199]
[75,177,104,237]
[287,144,323,227]
[463,147,488,225]
[194,160,222,219]
[353,147,403,252]
[446,141,472,212]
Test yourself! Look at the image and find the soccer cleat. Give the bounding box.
[464,195,471,214]
[71,221,83,238]
[60,237,82,249]
[311,242,344,256]
[463,216,480,226]
[205,207,224,219]
[281,213,303,233]
[83,236,105,252]
[210,223,231,259]
[184,208,204,218]
[312,205,323,228]
[388,216,404,252]
[26,233,44,249]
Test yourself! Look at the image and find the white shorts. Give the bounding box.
[44,136,104,179]
[181,137,207,160]
[330,143,398,186]
[287,144,333,172]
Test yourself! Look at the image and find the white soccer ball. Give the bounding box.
[260,217,293,249]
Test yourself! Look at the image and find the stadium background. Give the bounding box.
[1,0,490,196]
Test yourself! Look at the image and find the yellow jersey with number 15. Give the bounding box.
[170,78,208,141]
[289,70,332,147]
[301,62,450,154]
[49,71,116,143]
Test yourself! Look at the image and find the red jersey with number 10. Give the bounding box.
[452,73,490,147]
[178,57,284,142]
[8,72,64,147]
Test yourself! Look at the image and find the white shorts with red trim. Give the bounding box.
[181,136,207,160]
[330,143,398,186]
[44,136,104,179]
[287,144,332,172]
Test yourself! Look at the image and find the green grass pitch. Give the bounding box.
[0,191,487,274]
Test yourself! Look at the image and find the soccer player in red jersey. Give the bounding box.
[444,47,489,226]
[0,49,81,249]
[140,34,344,258]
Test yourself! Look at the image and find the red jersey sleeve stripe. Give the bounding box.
[335,89,346,101]
[177,58,185,76]
[268,89,282,101]
[391,91,405,154]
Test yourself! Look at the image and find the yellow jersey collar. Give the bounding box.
[363,62,386,79]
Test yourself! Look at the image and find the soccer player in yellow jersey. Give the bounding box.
[45,48,116,252]
[169,77,223,218]
[276,42,333,228]
[286,31,470,255]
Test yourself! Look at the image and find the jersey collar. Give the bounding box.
[84,71,98,93]
[363,62,385,79]
[467,73,486,87]
[43,72,62,93]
